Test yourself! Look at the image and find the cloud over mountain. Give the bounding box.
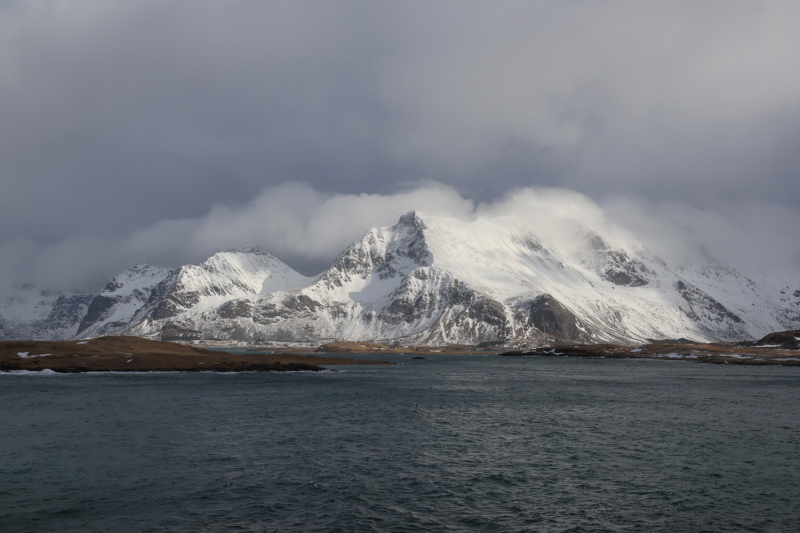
[1,2,798,290]
[1,183,798,293]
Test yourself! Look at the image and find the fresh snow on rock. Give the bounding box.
[119,247,313,340]
[1,213,798,345]
[76,263,171,338]
[111,211,800,346]
[0,284,93,341]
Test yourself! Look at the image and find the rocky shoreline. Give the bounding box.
[0,336,393,373]
[314,341,494,355]
[4,331,800,372]
[499,330,800,366]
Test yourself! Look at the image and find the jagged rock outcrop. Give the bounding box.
[525,294,589,342]
[78,263,170,337]
[0,285,93,341]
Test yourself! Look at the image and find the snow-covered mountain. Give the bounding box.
[2,212,799,345]
[121,246,313,341]
[77,263,170,338]
[0,284,93,341]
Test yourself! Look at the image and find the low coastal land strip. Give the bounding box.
[316,333,800,366]
[2,330,800,372]
[314,341,491,355]
[499,330,800,366]
[0,336,393,373]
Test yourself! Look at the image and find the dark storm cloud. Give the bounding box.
[1,1,799,289]
[0,1,402,239]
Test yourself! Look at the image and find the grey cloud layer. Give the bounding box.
[1,1,798,289]
[2,183,797,292]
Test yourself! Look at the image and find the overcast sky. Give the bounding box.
[1,1,799,290]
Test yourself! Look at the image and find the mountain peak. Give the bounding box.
[127,262,157,272]
[218,246,268,255]
[396,210,426,229]
[200,247,282,268]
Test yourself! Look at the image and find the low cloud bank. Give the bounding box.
[1,182,797,293]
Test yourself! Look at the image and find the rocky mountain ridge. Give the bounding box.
[2,212,799,346]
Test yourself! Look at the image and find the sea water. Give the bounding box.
[1,354,799,532]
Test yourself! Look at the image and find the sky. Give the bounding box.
[1,1,799,291]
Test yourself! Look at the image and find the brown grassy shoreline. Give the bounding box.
[315,338,800,366]
[0,337,393,373]
[4,332,800,372]
[499,339,800,366]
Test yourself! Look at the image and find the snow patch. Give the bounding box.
[17,352,51,358]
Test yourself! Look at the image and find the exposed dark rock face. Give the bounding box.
[45,294,93,331]
[253,302,281,325]
[78,295,116,334]
[599,251,650,287]
[751,329,800,348]
[463,296,507,330]
[143,272,182,320]
[0,291,92,340]
[526,294,585,341]
[586,233,650,287]
[159,322,203,341]
[328,302,350,320]
[151,299,185,320]
[433,292,509,344]
[152,286,202,320]
[602,262,649,287]
[385,298,415,323]
[281,295,322,314]
[217,299,253,319]
[675,281,741,324]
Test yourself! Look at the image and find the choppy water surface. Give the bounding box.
[2,355,800,532]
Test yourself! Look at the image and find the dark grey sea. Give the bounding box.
[1,354,799,532]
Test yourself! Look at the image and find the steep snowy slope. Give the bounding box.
[120,247,313,340]
[76,263,170,338]
[124,211,799,345]
[0,284,93,340]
